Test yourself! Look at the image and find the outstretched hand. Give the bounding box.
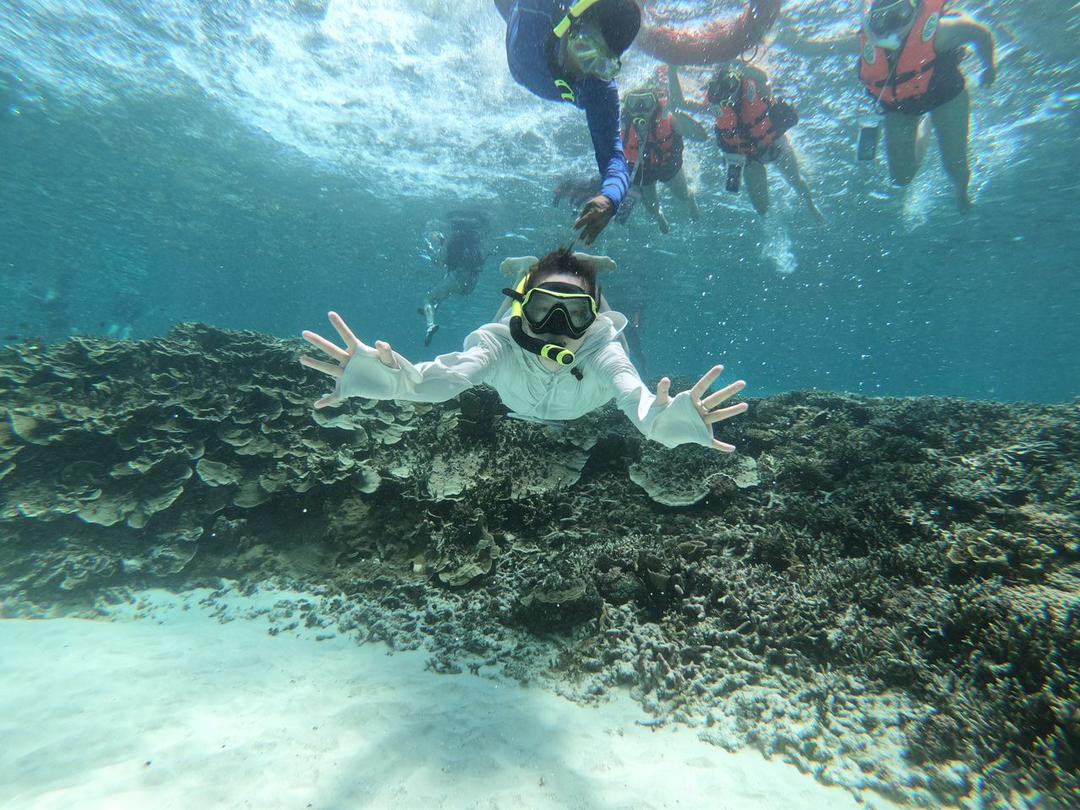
[300,311,398,409]
[573,195,614,246]
[654,365,748,452]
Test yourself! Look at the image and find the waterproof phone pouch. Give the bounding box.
[724,153,746,193]
[857,114,883,162]
[615,185,641,225]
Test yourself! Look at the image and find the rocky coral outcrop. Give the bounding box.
[1,326,1077,809]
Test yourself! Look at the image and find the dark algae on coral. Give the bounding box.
[1,327,1077,808]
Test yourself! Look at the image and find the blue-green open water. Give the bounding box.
[1,0,1077,401]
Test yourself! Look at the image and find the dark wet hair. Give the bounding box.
[525,247,599,298]
[593,0,641,56]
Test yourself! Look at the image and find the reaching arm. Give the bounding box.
[776,27,860,58]
[672,110,710,141]
[668,66,711,114]
[590,340,748,451]
[300,312,501,407]
[580,79,630,209]
[938,17,997,85]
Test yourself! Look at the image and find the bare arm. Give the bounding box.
[774,27,860,57]
[671,111,709,141]
[937,17,997,86]
[667,66,711,114]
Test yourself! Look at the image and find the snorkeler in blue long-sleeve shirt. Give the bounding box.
[495,0,641,244]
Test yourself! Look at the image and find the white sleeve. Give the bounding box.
[336,328,502,404]
[591,341,714,449]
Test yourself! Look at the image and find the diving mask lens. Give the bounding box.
[522,284,597,338]
[625,93,656,116]
[708,74,740,107]
[868,0,915,38]
[568,31,621,81]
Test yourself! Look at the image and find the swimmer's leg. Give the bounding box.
[421,274,463,344]
[773,136,825,223]
[884,110,924,186]
[667,168,700,219]
[744,159,770,216]
[930,89,973,211]
[641,182,670,233]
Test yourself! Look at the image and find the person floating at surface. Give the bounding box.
[670,64,825,222]
[495,0,641,244]
[419,211,489,346]
[301,248,748,452]
[785,0,996,210]
[621,81,707,234]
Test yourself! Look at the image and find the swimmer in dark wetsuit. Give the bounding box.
[420,212,489,346]
[784,0,996,210]
[494,0,641,244]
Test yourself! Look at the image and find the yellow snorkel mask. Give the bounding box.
[553,0,621,83]
[502,273,599,369]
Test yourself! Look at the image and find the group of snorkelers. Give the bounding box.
[307,0,998,447]
[414,0,998,343]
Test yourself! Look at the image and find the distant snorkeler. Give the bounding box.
[494,0,642,245]
[785,0,997,211]
[669,63,825,223]
[419,210,490,346]
[620,75,707,234]
[302,248,748,452]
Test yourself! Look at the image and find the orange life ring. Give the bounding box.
[636,0,783,66]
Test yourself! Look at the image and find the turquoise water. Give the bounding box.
[1,0,1077,402]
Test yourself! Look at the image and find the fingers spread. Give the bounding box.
[691,365,725,400]
[700,379,746,410]
[328,311,361,352]
[300,355,344,379]
[302,330,349,363]
[704,401,749,424]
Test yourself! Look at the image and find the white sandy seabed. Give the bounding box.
[0,588,902,810]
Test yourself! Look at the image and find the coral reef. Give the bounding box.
[1,325,1077,808]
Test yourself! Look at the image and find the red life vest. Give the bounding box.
[623,113,681,171]
[714,79,786,156]
[859,0,947,107]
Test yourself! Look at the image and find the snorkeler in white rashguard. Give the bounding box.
[301,248,748,452]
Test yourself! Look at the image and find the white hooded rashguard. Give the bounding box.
[335,310,715,450]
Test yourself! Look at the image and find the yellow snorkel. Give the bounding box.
[552,0,604,39]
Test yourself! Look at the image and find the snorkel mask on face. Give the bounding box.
[624,90,659,129]
[501,275,599,368]
[706,69,742,108]
[566,27,621,81]
[865,0,917,50]
[553,0,624,82]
